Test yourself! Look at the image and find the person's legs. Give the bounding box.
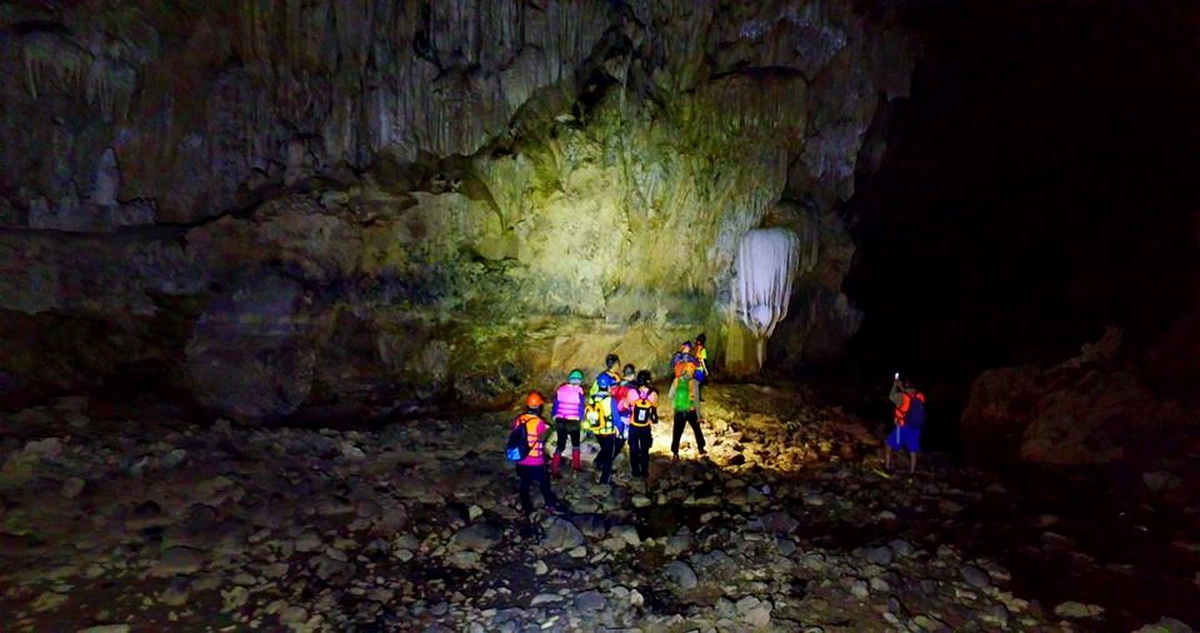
[597,435,615,484]
[904,428,921,474]
[555,418,569,455]
[568,420,582,472]
[631,432,641,477]
[687,411,706,454]
[516,466,535,517]
[885,425,901,470]
[534,464,557,509]
[638,426,653,477]
[552,419,567,477]
[628,428,643,477]
[671,411,687,458]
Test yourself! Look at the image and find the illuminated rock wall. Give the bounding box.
[0,1,914,420]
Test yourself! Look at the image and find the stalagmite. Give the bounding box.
[735,228,800,368]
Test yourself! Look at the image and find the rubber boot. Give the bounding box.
[571,449,582,473]
[551,453,562,479]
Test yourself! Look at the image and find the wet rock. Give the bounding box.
[573,514,607,539]
[541,517,585,552]
[889,539,914,558]
[665,532,693,557]
[295,529,323,553]
[280,605,308,626]
[864,545,893,566]
[573,590,606,612]
[978,602,1010,628]
[311,555,354,583]
[664,560,698,590]
[736,596,772,627]
[160,575,192,607]
[912,614,950,632]
[161,448,189,470]
[758,511,799,535]
[151,546,206,577]
[531,593,562,606]
[848,578,870,599]
[451,523,504,553]
[959,564,991,589]
[610,524,641,546]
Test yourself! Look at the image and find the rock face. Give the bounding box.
[961,327,1200,466]
[0,2,914,419]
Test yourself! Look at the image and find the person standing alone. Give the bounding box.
[885,376,926,475]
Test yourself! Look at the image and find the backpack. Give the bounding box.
[631,388,657,427]
[905,393,926,428]
[584,394,610,432]
[506,416,534,461]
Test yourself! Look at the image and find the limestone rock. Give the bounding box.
[185,273,317,423]
[450,523,504,553]
[664,560,698,590]
[541,517,585,552]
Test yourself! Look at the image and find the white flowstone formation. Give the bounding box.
[736,228,800,367]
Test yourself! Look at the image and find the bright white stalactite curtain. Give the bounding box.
[736,228,800,368]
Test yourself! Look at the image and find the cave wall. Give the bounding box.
[0,0,914,421]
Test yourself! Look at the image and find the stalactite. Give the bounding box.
[736,228,800,368]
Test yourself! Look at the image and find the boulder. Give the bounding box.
[962,328,1200,466]
[663,560,698,590]
[959,365,1046,458]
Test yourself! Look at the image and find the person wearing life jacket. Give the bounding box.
[693,333,710,402]
[550,369,586,478]
[589,353,623,398]
[512,391,560,521]
[624,369,659,482]
[668,362,707,460]
[886,376,927,475]
[584,372,622,485]
[609,364,637,471]
[671,341,697,379]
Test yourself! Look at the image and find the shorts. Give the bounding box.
[886,425,921,452]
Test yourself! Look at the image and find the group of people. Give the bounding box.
[506,335,711,522]
[507,333,929,520]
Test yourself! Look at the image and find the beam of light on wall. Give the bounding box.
[736,228,800,368]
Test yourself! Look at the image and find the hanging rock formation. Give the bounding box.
[0,1,914,421]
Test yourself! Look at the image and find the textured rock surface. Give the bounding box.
[2,383,1193,631]
[0,1,915,419]
[961,328,1200,466]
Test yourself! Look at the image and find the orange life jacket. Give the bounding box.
[514,413,544,460]
[894,391,925,426]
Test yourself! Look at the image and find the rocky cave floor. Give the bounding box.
[1,383,1197,633]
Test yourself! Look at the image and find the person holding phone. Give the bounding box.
[886,374,926,475]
